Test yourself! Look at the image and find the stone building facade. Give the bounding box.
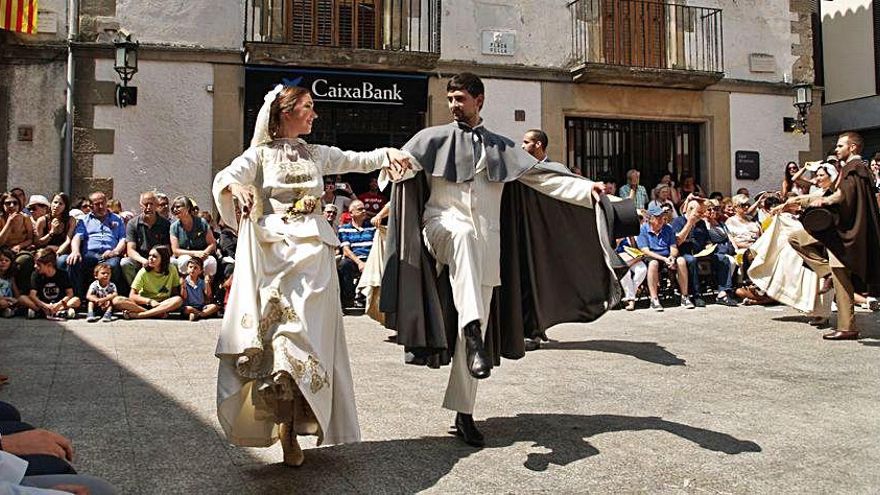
[1,0,822,209]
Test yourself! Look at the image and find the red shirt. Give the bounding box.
[358,191,387,216]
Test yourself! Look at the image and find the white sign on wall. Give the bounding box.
[481,30,516,56]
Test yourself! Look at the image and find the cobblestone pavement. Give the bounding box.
[1,302,879,494]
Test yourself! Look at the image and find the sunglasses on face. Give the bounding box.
[3,201,18,207]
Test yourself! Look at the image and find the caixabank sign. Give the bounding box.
[244,66,428,144]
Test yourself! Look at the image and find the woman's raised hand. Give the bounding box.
[228,184,254,217]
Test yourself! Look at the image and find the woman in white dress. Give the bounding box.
[212,85,409,466]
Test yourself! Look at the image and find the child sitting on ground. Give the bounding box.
[20,248,81,320]
[114,245,183,319]
[0,248,20,318]
[86,262,118,322]
[181,257,219,321]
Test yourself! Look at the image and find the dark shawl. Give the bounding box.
[812,160,880,294]
[379,167,623,369]
[402,122,536,184]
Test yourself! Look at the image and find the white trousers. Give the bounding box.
[620,262,647,301]
[423,219,493,415]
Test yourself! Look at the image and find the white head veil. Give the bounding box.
[250,84,284,147]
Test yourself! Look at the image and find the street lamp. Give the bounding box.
[792,83,812,134]
[114,34,139,107]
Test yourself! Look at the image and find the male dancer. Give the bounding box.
[792,131,880,339]
[381,73,622,446]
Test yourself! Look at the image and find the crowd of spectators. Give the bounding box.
[0,173,390,320]
[611,150,880,312]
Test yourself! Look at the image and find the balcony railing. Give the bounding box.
[246,0,441,54]
[569,0,723,74]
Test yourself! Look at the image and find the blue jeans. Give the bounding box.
[682,252,733,296]
[59,253,125,299]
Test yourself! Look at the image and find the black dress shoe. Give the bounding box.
[524,338,541,352]
[822,330,859,340]
[454,413,485,447]
[463,320,491,379]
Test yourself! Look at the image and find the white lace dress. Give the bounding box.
[213,138,387,447]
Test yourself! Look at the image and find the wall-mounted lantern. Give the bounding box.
[792,83,813,134]
[114,34,139,107]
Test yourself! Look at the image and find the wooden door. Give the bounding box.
[602,0,667,68]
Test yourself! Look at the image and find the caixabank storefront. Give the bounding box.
[244,66,428,187]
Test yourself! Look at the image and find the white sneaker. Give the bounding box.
[1,308,13,318]
[650,299,664,312]
[681,296,695,309]
[862,297,879,311]
[27,309,36,319]
[66,308,77,320]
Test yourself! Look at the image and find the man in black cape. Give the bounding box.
[380,73,626,447]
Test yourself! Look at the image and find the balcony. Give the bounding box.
[568,0,724,89]
[244,0,441,71]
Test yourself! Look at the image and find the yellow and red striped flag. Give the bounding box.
[0,0,38,35]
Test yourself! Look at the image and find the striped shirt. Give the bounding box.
[337,223,376,260]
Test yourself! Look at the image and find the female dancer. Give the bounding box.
[212,85,409,466]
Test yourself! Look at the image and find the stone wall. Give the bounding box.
[91,59,215,212]
[3,63,68,195]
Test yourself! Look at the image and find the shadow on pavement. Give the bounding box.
[0,319,270,494]
[540,340,686,366]
[241,412,760,493]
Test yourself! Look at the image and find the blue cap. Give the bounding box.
[647,204,665,217]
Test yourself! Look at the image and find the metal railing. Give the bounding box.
[569,0,723,73]
[246,0,441,54]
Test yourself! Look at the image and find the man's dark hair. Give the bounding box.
[526,129,549,150]
[709,191,723,200]
[873,152,880,162]
[447,72,484,98]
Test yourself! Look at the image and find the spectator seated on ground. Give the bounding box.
[0,191,35,296]
[85,262,119,323]
[180,257,220,322]
[19,249,81,321]
[636,204,693,311]
[32,193,76,260]
[121,191,171,286]
[0,400,118,493]
[671,196,737,307]
[114,245,183,319]
[337,200,376,308]
[170,196,217,287]
[0,248,21,318]
[62,191,127,299]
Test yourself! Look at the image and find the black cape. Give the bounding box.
[808,160,880,294]
[379,167,624,369]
